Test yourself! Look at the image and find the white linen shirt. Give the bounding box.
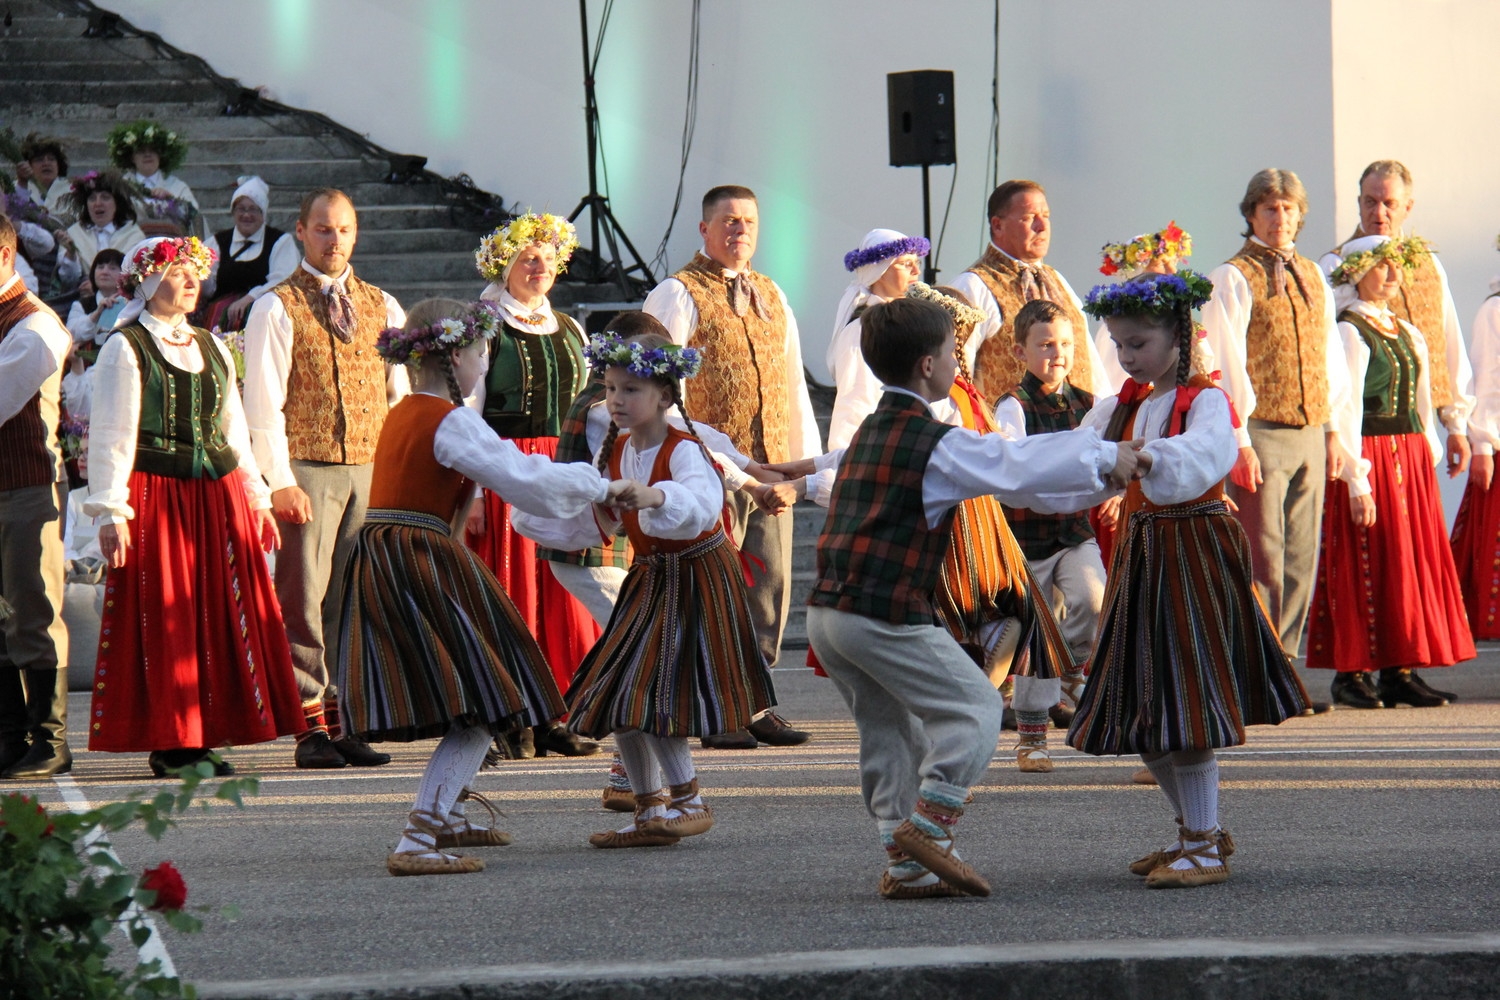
[204,225,299,302]
[0,274,70,427]
[1467,284,1500,457]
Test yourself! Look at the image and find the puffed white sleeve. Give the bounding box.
[1137,388,1239,505]
[1430,255,1473,436]
[1015,396,1123,514]
[241,292,297,492]
[643,278,698,346]
[1468,296,1500,456]
[992,396,1028,441]
[826,317,883,451]
[774,287,822,461]
[924,424,1114,525]
[1200,263,1257,448]
[1405,322,1444,467]
[637,441,724,539]
[1332,321,1373,497]
[433,405,608,516]
[82,335,142,524]
[383,292,410,403]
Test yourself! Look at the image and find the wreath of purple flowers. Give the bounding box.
[843,235,931,272]
[583,334,704,380]
[1082,269,1214,320]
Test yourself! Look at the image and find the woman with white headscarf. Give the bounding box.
[84,236,305,776]
[199,175,299,330]
[464,213,601,758]
[1306,234,1474,710]
[825,229,928,449]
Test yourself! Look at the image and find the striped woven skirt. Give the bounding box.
[1067,497,1309,756]
[337,509,566,743]
[933,494,1069,684]
[565,528,776,739]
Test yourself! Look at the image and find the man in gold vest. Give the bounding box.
[950,180,1111,404]
[1318,159,1473,475]
[643,184,818,749]
[244,188,406,768]
[1202,169,1349,667]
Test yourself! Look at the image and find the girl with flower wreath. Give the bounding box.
[1451,234,1500,642]
[106,120,200,237]
[84,236,305,776]
[512,332,776,850]
[1065,269,1310,889]
[1306,235,1474,709]
[465,212,602,759]
[334,298,628,876]
[61,172,145,298]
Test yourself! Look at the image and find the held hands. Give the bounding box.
[1446,433,1472,478]
[748,479,800,515]
[760,457,818,479]
[1231,446,1262,492]
[1349,492,1377,528]
[742,462,785,484]
[1471,453,1495,492]
[1106,439,1149,490]
[271,485,313,525]
[99,522,129,569]
[605,479,666,512]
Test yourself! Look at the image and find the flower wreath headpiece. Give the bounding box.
[107,120,188,175]
[583,334,703,380]
[1328,235,1431,287]
[123,236,216,285]
[68,170,121,202]
[905,281,986,330]
[843,234,930,272]
[474,212,580,281]
[1099,221,1192,277]
[1083,269,1214,320]
[376,302,503,365]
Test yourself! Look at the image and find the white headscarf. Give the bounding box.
[230,174,270,214]
[830,229,928,347]
[1331,234,1390,315]
[113,236,177,330]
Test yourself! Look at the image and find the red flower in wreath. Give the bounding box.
[140,861,188,911]
[1162,221,1185,244]
[1099,257,1119,276]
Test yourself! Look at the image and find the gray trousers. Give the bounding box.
[1228,420,1326,656]
[275,461,373,704]
[726,490,792,669]
[808,606,1005,822]
[0,482,69,749]
[1027,538,1107,668]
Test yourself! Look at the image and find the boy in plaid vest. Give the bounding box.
[802,298,1140,899]
[993,300,1112,711]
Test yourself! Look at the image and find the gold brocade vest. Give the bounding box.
[1225,241,1331,427]
[673,254,791,463]
[1331,232,1454,409]
[965,246,1093,403]
[272,268,391,465]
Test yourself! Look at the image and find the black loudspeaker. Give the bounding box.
[887,70,956,167]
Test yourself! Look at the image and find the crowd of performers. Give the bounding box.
[0,149,1495,893]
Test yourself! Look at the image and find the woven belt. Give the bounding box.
[364,509,451,536]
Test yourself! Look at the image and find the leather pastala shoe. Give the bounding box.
[295,731,347,769]
[3,742,72,779]
[333,735,393,766]
[746,712,810,746]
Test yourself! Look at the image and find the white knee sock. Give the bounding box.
[611,729,663,795]
[1169,755,1222,870]
[643,734,696,788]
[397,724,492,856]
[1142,753,1184,819]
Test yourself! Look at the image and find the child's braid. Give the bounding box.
[596,421,621,474]
[438,354,465,408]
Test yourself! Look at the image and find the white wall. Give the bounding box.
[108,0,1496,388]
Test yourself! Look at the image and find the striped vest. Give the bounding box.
[1225,240,1331,427]
[1001,372,1096,560]
[538,377,630,569]
[0,282,60,491]
[808,392,956,625]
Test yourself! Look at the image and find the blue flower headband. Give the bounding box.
[843,235,931,272]
[583,334,704,380]
[1082,269,1214,320]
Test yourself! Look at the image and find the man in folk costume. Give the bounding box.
[1317,160,1473,476]
[950,180,1111,404]
[643,185,816,749]
[0,215,73,779]
[1201,169,1350,664]
[243,188,406,768]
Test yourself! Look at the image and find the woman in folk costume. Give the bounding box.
[1307,236,1474,708]
[1449,235,1500,643]
[62,172,146,296]
[1065,270,1310,888]
[513,333,775,850]
[336,299,625,876]
[84,236,304,775]
[197,175,299,331]
[465,212,600,758]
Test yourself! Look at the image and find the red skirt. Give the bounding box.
[466,435,601,696]
[1307,433,1475,672]
[1450,473,1500,640]
[89,470,305,751]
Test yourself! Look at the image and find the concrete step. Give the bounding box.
[172,158,385,189]
[198,202,457,231]
[350,228,479,254]
[0,34,163,61]
[379,280,493,306]
[6,113,323,139]
[37,133,364,164]
[2,13,104,36]
[5,99,230,120]
[4,57,203,80]
[0,78,229,105]
[344,251,475,285]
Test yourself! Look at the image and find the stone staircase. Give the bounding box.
[2,0,499,305]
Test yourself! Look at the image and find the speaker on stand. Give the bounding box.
[887,70,955,284]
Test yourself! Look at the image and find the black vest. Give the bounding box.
[213,226,286,299]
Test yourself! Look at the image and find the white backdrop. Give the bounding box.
[109,0,1500,388]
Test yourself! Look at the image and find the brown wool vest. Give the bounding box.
[672,254,791,463]
[965,246,1093,404]
[1225,241,1331,427]
[0,283,61,491]
[272,268,391,465]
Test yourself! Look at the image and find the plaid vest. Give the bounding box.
[808,391,956,625]
[1001,372,1096,560]
[0,282,60,491]
[965,246,1094,401]
[538,377,630,569]
[1225,240,1331,427]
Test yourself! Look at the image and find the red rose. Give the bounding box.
[1100,258,1119,276]
[140,861,188,911]
[1163,221,1184,243]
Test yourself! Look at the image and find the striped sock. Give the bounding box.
[607,752,632,791]
[881,818,938,885]
[1016,710,1049,745]
[323,698,343,741]
[911,780,967,841]
[295,701,327,743]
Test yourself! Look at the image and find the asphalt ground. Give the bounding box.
[7,648,1499,995]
